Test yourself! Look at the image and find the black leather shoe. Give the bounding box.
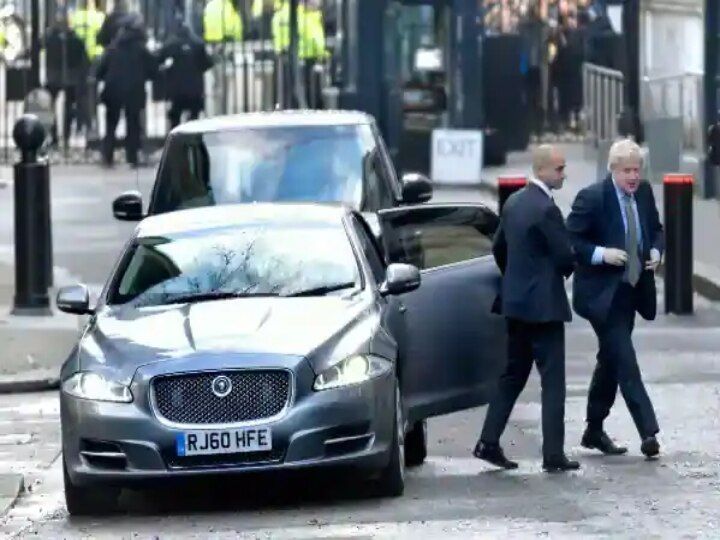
[542,455,581,472]
[640,436,660,458]
[473,441,519,469]
[581,429,628,455]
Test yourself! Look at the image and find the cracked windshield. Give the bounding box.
[108,222,360,307]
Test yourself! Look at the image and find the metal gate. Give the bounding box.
[0,0,338,164]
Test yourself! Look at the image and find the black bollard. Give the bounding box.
[663,173,694,315]
[41,153,53,289]
[497,175,527,214]
[11,114,52,316]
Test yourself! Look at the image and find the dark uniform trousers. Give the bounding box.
[103,104,142,166]
[586,283,659,438]
[168,97,203,129]
[481,318,566,460]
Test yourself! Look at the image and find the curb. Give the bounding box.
[0,372,60,395]
[666,260,720,303]
[0,473,24,517]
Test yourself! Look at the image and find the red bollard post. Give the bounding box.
[497,175,528,214]
[663,173,694,315]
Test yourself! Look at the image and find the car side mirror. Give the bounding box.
[56,284,93,315]
[379,263,421,296]
[112,190,144,221]
[708,122,720,166]
[401,172,433,204]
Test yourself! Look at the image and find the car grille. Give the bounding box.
[152,370,291,425]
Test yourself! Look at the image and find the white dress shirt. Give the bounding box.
[530,177,553,200]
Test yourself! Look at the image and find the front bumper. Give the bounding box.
[61,365,396,487]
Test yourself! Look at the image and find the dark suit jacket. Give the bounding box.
[566,175,664,323]
[492,183,575,323]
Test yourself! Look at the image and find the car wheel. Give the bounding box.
[404,419,427,467]
[63,460,119,516]
[376,378,405,497]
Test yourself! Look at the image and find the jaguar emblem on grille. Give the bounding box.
[211,375,233,398]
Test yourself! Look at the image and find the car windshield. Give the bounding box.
[151,123,378,214]
[107,222,361,307]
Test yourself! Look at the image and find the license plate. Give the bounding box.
[176,427,272,457]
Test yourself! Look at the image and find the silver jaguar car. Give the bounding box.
[57,202,507,515]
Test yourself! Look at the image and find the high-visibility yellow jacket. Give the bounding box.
[272,3,328,60]
[69,8,105,59]
[204,0,243,43]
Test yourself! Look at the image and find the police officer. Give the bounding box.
[44,7,90,148]
[67,0,104,139]
[157,16,214,129]
[95,14,157,167]
[202,0,242,115]
[69,0,105,58]
[203,0,243,44]
[271,0,328,108]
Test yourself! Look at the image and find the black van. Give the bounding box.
[112,110,433,221]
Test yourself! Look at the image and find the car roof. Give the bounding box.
[135,203,353,238]
[170,109,374,135]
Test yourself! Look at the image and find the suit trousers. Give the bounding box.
[585,283,659,438]
[481,318,566,460]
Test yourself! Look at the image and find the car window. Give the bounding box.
[150,124,382,215]
[356,126,394,210]
[108,222,361,307]
[350,215,386,283]
[382,206,498,270]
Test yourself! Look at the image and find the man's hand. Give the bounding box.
[602,248,627,266]
[645,248,661,271]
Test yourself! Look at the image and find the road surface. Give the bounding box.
[1,169,719,538]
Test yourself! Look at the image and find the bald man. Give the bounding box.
[474,145,580,472]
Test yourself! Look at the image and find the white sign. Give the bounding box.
[431,129,484,185]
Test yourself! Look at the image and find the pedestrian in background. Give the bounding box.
[44,7,90,148]
[474,144,579,473]
[97,0,131,48]
[565,138,663,459]
[157,16,214,129]
[96,13,157,168]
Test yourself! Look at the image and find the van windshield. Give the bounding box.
[150,124,377,215]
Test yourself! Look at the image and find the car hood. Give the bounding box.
[83,296,370,383]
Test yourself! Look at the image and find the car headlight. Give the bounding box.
[62,372,133,403]
[313,354,393,391]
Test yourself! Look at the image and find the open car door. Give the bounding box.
[377,203,508,424]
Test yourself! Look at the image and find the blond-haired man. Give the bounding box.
[566,138,664,458]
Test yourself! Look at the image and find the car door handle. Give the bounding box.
[399,304,407,314]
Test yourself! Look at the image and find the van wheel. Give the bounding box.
[64,460,119,516]
[376,378,405,497]
[405,419,427,467]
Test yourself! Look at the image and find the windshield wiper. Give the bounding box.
[157,290,280,305]
[284,282,357,297]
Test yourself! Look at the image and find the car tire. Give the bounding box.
[404,419,427,467]
[376,378,405,497]
[63,460,119,516]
